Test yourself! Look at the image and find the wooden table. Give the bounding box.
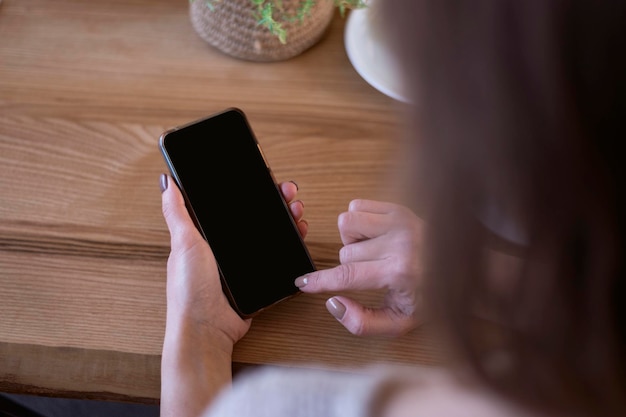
[0,0,445,404]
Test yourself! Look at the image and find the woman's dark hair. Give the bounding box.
[383,1,626,415]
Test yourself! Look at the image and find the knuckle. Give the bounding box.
[387,259,407,279]
[385,235,421,282]
[338,244,353,264]
[348,199,363,211]
[396,228,420,250]
[337,211,351,230]
[384,252,413,280]
[336,263,356,289]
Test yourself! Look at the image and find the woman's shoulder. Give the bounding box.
[377,364,537,417]
[205,364,392,417]
[204,363,537,417]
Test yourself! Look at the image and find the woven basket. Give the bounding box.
[189,0,336,62]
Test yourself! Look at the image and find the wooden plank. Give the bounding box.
[0,342,161,403]
[0,0,436,402]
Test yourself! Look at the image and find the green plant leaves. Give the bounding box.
[198,0,367,44]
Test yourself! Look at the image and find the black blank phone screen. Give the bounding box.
[160,108,316,317]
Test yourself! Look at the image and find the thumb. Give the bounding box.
[160,174,202,249]
[325,296,421,337]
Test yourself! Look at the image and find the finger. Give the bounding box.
[339,237,391,264]
[326,296,422,337]
[348,199,400,214]
[279,181,298,203]
[160,174,203,249]
[288,200,304,222]
[280,182,307,234]
[295,260,389,293]
[296,219,308,239]
[337,210,393,245]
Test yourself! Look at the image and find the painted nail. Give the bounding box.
[326,297,346,320]
[294,276,308,288]
[159,173,168,193]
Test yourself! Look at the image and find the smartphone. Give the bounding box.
[159,108,316,318]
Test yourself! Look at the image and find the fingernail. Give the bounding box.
[326,297,346,320]
[290,180,299,191]
[159,173,168,193]
[294,275,308,288]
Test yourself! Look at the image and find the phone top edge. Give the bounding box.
[159,128,177,150]
[161,107,247,135]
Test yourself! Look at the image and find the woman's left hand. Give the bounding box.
[160,175,307,417]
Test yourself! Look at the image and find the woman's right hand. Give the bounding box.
[295,199,424,337]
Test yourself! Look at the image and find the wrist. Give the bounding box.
[164,311,235,359]
[161,316,235,417]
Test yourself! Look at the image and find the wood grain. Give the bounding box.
[0,0,442,402]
